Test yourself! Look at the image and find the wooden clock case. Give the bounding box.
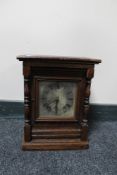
[17,55,101,150]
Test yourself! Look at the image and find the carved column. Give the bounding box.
[81,67,94,141]
[23,64,31,142]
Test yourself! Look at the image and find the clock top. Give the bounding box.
[17,55,101,64]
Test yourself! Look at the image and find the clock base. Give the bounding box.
[22,138,89,150]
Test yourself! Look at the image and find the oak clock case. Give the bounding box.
[17,55,101,150]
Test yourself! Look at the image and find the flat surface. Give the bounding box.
[0,117,117,175]
[17,55,101,64]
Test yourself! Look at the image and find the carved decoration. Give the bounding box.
[81,68,94,141]
[24,74,31,141]
[86,67,94,79]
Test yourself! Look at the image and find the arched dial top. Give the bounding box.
[39,81,77,118]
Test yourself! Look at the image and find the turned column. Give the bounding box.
[81,67,94,141]
[23,64,31,142]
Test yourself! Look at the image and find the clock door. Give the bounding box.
[39,81,76,118]
[32,76,85,122]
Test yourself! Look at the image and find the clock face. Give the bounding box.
[39,81,77,118]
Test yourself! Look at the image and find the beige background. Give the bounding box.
[0,0,117,104]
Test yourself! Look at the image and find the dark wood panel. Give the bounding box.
[31,67,86,77]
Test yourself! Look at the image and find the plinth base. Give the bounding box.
[22,138,89,150]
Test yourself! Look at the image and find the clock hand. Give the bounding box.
[55,98,59,115]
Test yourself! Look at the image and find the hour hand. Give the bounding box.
[43,103,51,112]
[63,104,71,113]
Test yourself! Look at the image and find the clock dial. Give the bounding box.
[39,81,77,117]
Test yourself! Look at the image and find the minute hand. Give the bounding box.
[55,98,59,115]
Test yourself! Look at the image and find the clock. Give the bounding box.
[17,55,101,150]
[39,81,76,117]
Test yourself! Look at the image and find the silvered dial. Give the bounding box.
[39,81,76,117]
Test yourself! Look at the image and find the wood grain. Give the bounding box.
[17,55,101,150]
